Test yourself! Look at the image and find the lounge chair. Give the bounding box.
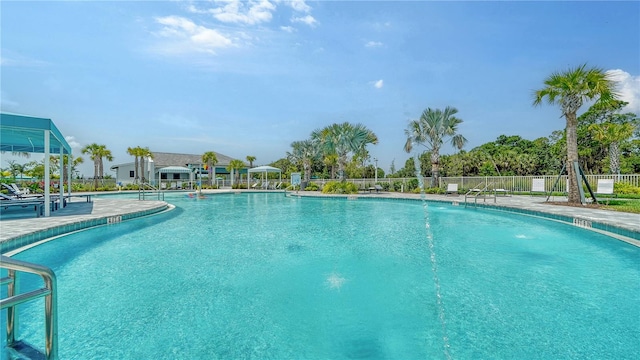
[261,181,270,190]
[0,193,44,217]
[251,182,260,189]
[530,178,546,196]
[2,183,42,199]
[445,183,459,196]
[274,182,283,189]
[494,188,511,196]
[595,179,615,204]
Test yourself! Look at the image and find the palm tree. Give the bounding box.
[58,155,84,185]
[288,140,319,182]
[226,159,245,186]
[534,63,617,204]
[246,155,256,168]
[311,122,378,181]
[139,147,153,183]
[588,122,636,175]
[6,160,25,181]
[202,151,219,186]
[81,143,113,190]
[127,146,141,184]
[404,106,467,187]
[323,154,338,179]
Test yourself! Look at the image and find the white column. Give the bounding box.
[44,130,51,216]
[59,144,65,208]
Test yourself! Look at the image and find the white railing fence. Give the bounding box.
[305,174,640,193]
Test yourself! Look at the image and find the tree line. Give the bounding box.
[3,64,638,202]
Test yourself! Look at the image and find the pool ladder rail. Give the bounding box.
[1,255,58,360]
[138,182,165,201]
[464,182,498,208]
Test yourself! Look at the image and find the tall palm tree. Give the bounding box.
[127,146,141,184]
[311,122,378,181]
[246,155,256,168]
[588,122,636,175]
[404,106,467,187]
[323,154,338,179]
[226,159,245,186]
[202,151,218,186]
[58,155,84,185]
[81,143,113,190]
[534,63,617,203]
[288,140,319,181]
[139,147,153,183]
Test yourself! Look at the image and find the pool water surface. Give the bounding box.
[3,193,639,359]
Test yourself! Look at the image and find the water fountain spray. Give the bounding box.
[413,153,452,360]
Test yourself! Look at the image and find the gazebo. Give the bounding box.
[0,113,72,216]
[248,166,282,186]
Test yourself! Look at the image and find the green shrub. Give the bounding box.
[614,182,640,195]
[322,181,359,194]
[304,182,320,191]
[377,182,390,191]
[392,181,404,192]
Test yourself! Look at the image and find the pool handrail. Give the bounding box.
[0,255,58,360]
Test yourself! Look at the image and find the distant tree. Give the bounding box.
[202,151,219,186]
[82,143,113,189]
[127,147,142,183]
[226,159,245,185]
[246,155,256,168]
[589,122,636,175]
[57,155,84,185]
[288,140,319,182]
[404,106,467,187]
[533,63,617,204]
[139,147,153,183]
[311,122,378,181]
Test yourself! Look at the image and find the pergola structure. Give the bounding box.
[1,113,72,216]
[248,165,282,185]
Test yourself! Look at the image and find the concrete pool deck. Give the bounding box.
[1,190,639,253]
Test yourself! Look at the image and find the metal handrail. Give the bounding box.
[464,181,496,207]
[1,255,57,360]
[138,182,164,201]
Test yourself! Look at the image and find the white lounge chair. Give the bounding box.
[531,179,545,196]
[446,183,459,196]
[595,179,615,204]
[261,181,270,190]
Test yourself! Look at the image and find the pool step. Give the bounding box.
[5,340,46,360]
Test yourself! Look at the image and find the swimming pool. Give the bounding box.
[3,193,639,359]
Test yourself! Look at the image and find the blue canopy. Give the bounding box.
[0,113,71,155]
[1,112,73,217]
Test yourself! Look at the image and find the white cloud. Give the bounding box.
[365,41,383,48]
[607,69,640,113]
[288,0,311,13]
[154,16,232,54]
[291,15,317,27]
[280,26,295,33]
[373,79,384,89]
[65,136,81,150]
[210,0,276,25]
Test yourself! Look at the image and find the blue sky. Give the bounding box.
[2,0,639,177]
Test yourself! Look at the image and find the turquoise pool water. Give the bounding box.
[3,193,640,359]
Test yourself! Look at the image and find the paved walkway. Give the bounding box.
[0,196,169,252]
[1,190,638,252]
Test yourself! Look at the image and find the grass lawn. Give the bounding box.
[601,199,640,214]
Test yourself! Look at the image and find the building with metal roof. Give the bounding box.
[110,151,247,188]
